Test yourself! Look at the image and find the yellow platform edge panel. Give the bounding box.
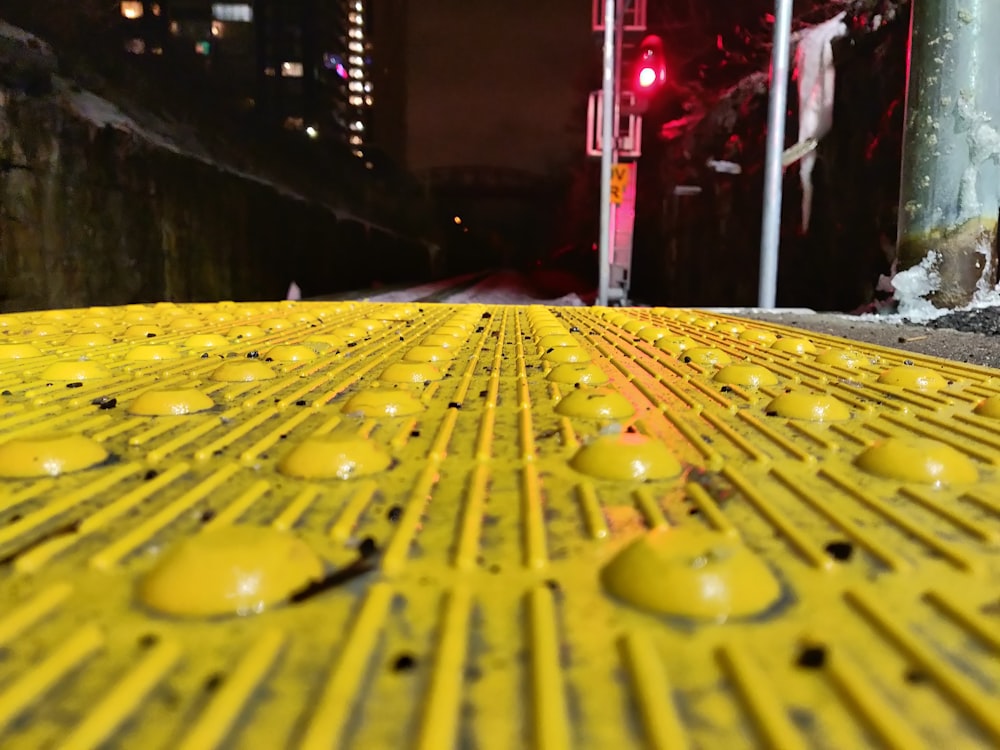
[0,301,998,750]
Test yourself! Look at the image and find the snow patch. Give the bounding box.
[854,239,1000,326]
[446,273,587,306]
[890,251,945,321]
[361,272,588,306]
[958,234,1000,311]
[795,12,847,233]
[955,95,1000,220]
[974,236,996,299]
[970,121,1000,162]
[959,165,981,215]
[360,273,485,303]
[0,20,52,54]
[547,292,588,307]
[68,90,180,153]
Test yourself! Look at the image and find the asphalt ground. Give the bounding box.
[738,308,1000,369]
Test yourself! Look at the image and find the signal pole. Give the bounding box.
[597,0,617,307]
[593,1,650,306]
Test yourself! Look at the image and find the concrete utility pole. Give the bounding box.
[897,0,1000,306]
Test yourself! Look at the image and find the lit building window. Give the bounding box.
[364,95,373,106]
[354,1,363,10]
[352,149,364,157]
[212,3,253,22]
[349,42,363,53]
[264,66,276,77]
[194,40,211,55]
[365,161,374,169]
[211,21,224,38]
[348,55,363,66]
[349,81,363,92]
[281,62,304,78]
[349,12,363,24]
[169,20,180,34]
[349,121,364,132]
[151,3,161,16]
[349,68,363,79]
[124,38,146,54]
[348,28,363,39]
[120,1,143,19]
[349,95,363,106]
[349,135,362,144]
[151,46,164,55]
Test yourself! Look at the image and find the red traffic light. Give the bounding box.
[637,65,659,89]
[634,35,666,91]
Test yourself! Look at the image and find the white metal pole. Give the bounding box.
[757,0,794,308]
[609,0,625,303]
[597,0,616,306]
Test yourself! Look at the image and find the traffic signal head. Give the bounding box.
[631,35,666,113]
[634,35,666,92]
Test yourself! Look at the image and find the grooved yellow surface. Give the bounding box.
[0,301,999,749]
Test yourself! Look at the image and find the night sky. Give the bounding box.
[406,0,596,175]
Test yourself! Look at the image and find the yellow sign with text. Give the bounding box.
[610,163,630,205]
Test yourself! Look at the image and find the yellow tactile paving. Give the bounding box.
[0,300,998,749]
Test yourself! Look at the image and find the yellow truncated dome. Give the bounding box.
[0,434,109,478]
[138,526,324,617]
[278,438,393,479]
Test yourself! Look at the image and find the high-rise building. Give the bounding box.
[296,0,408,169]
[116,0,408,166]
[327,0,375,161]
